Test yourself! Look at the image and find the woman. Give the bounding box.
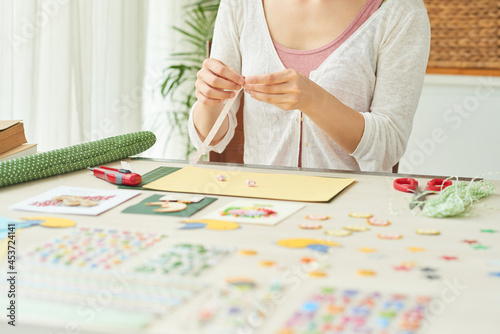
[188,0,430,172]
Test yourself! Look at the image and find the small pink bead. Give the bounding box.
[246,180,256,187]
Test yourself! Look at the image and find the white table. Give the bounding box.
[1,159,499,334]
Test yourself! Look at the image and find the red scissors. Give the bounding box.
[393,178,452,209]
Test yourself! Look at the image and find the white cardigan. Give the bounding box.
[188,0,430,172]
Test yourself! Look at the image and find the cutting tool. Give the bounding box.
[393,178,452,209]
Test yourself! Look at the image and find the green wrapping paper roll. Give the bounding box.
[0,131,156,188]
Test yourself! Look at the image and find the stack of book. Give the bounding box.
[0,120,37,162]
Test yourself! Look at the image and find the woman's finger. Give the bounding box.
[204,58,245,87]
[196,80,236,100]
[198,68,242,91]
[246,90,287,105]
[245,81,293,94]
[245,69,298,85]
[195,89,225,106]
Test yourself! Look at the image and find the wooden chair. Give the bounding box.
[208,94,245,164]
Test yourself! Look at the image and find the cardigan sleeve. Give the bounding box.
[188,0,243,154]
[350,8,431,172]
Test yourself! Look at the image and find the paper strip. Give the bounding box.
[190,88,243,165]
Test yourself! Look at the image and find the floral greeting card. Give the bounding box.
[203,200,304,226]
[10,186,141,216]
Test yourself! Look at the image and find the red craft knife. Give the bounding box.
[88,166,142,186]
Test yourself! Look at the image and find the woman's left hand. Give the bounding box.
[244,69,319,111]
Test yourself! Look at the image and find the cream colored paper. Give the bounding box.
[143,166,355,202]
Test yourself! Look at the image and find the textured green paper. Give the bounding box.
[0,131,156,188]
[122,194,217,217]
[119,166,180,191]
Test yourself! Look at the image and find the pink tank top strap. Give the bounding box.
[274,0,386,167]
[274,0,386,77]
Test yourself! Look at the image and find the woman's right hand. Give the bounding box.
[195,58,245,106]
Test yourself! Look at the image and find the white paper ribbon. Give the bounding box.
[190,88,243,165]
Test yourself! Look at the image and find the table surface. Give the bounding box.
[1,159,499,334]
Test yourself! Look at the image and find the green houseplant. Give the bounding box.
[160,0,221,159]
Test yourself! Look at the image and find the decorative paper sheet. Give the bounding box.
[203,199,304,226]
[122,194,217,217]
[143,166,355,202]
[9,186,141,216]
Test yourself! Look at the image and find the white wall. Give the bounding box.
[399,75,500,180]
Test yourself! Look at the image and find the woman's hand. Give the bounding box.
[244,69,318,111]
[195,58,245,106]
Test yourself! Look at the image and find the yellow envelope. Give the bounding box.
[143,166,355,202]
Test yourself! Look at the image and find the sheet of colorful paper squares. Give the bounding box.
[18,267,208,316]
[18,227,167,270]
[134,243,235,277]
[188,277,287,334]
[278,287,432,334]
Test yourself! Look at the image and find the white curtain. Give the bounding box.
[0,0,15,129]
[0,0,186,157]
[141,0,188,159]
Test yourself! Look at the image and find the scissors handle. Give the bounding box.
[427,179,452,192]
[393,178,418,193]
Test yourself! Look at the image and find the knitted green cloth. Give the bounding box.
[0,131,156,188]
[422,180,496,218]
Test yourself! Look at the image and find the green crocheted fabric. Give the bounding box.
[422,180,496,218]
[0,131,156,188]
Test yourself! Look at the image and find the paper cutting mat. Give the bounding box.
[143,166,355,202]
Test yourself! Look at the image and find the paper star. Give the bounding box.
[472,244,490,250]
[416,296,432,303]
[307,244,330,253]
[394,265,411,271]
[462,240,478,244]
[420,267,437,272]
[359,247,376,253]
[441,256,458,261]
[406,247,425,252]
[426,275,441,280]
[489,272,500,277]
[401,261,417,268]
[480,229,498,233]
[357,269,376,277]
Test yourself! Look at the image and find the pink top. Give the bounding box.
[272,0,385,167]
[273,0,385,77]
